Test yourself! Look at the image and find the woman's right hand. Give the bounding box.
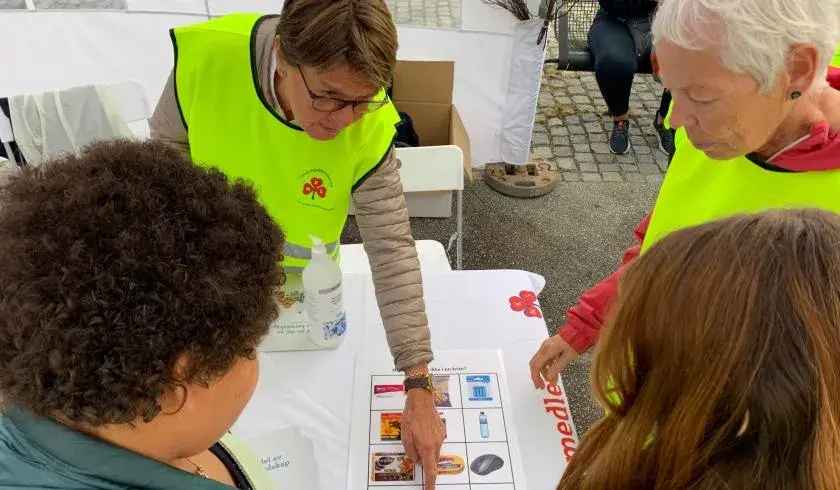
[529,335,581,390]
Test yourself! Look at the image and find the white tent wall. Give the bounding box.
[0,1,540,167]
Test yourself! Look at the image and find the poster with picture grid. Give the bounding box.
[348,349,526,490]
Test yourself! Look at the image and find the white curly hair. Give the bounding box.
[652,0,840,92]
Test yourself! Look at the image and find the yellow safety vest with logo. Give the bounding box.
[170,14,400,274]
[652,45,840,250]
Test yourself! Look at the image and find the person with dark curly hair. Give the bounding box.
[0,139,285,489]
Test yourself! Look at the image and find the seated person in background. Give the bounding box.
[531,0,840,385]
[558,209,840,489]
[0,140,285,489]
[588,0,674,155]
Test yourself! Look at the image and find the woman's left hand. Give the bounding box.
[401,388,444,490]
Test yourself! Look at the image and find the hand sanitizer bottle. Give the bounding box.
[303,235,346,348]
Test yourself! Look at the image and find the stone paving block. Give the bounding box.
[636,153,655,164]
[568,125,586,136]
[573,143,590,153]
[551,126,568,137]
[581,172,602,182]
[578,161,598,173]
[591,143,612,154]
[552,136,571,147]
[595,154,617,164]
[562,172,582,182]
[533,146,553,159]
[549,117,564,127]
[615,154,636,164]
[633,144,652,155]
[620,164,639,173]
[599,163,620,173]
[602,172,624,182]
[555,157,577,171]
[570,134,588,144]
[584,122,602,133]
[531,133,549,146]
[625,173,648,183]
[639,163,661,174]
[576,153,596,164]
[555,146,573,158]
[645,174,664,184]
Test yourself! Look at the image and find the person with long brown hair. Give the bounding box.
[558,209,840,490]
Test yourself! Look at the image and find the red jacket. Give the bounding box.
[559,68,840,353]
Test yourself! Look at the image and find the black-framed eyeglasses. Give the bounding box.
[297,67,389,115]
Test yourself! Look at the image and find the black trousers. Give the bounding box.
[588,9,654,117]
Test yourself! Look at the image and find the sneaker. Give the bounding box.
[609,120,631,155]
[654,118,676,157]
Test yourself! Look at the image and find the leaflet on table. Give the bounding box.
[244,427,320,489]
[349,349,528,490]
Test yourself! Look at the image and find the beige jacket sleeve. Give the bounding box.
[353,152,433,371]
[149,71,191,157]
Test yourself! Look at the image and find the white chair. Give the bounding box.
[341,144,465,272]
[0,80,151,166]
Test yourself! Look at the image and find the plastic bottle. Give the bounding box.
[479,411,489,439]
[303,235,347,348]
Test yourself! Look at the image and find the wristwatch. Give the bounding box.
[403,373,434,394]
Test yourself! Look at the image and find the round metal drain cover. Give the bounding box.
[485,158,557,198]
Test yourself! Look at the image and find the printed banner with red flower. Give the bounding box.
[509,290,542,318]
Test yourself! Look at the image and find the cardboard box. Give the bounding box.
[350,60,471,218]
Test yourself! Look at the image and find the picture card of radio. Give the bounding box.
[348,349,527,489]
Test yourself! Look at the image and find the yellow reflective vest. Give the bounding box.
[170,14,400,273]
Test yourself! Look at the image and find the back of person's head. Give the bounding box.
[277,0,398,90]
[559,209,840,489]
[0,140,284,431]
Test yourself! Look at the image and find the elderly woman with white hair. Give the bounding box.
[530,0,840,400]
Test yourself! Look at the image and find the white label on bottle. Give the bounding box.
[305,278,344,341]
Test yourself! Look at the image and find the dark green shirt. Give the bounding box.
[0,406,233,489]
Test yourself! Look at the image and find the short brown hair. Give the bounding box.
[278,0,398,89]
[559,210,840,489]
[0,140,285,426]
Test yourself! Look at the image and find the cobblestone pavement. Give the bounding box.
[384,0,460,28]
[533,34,671,183]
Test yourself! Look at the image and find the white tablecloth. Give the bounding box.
[234,269,581,489]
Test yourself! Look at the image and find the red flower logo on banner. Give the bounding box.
[302,177,327,200]
[509,290,542,318]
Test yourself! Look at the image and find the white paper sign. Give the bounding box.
[246,427,321,490]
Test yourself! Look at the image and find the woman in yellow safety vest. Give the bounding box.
[150,1,445,486]
[558,209,840,489]
[530,0,840,388]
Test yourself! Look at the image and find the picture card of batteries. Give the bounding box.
[349,350,527,489]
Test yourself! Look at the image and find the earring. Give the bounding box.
[790,91,802,100]
[279,70,287,78]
